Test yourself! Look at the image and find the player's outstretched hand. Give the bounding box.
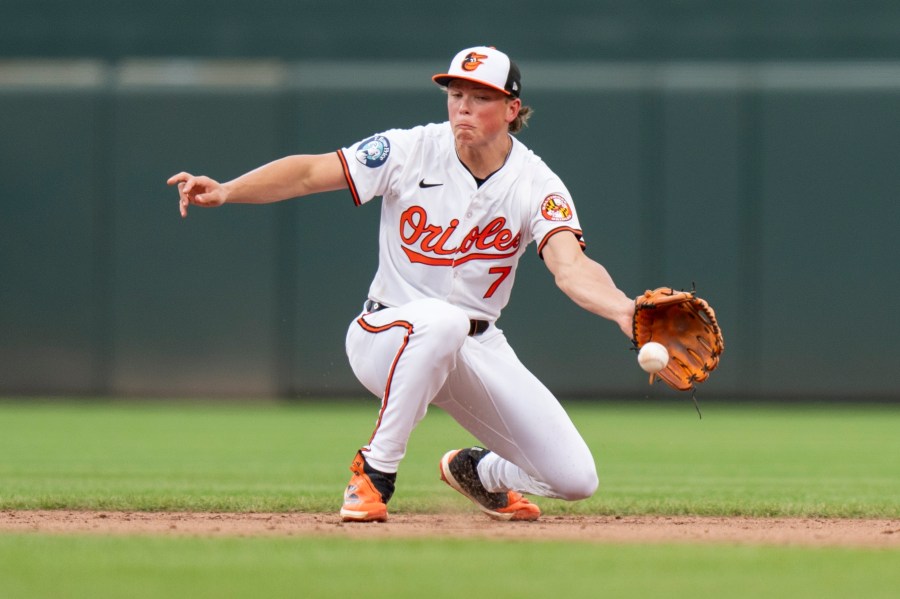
[167,172,227,218]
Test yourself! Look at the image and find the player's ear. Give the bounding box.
[505,97,521,124]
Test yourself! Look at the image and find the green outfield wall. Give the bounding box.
[4,1,900,63]
[1,61,897,399]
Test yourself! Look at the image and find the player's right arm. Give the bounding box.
[542,231,635,338]
[167,153,347,218]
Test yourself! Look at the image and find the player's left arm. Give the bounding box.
[168,153,348,218]
[542,231,634,337]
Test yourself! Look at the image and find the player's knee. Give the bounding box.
[554,465,599,501]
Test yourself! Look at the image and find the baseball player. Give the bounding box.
[168,46,635,522]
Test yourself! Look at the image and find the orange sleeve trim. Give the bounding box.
[536,226,585,258]
[336,149,362,206]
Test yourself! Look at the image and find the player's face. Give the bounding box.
[446,80,519,149]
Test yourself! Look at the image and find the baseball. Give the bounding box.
[638,342,669,373]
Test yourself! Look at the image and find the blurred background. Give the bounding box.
[1,1,898,401]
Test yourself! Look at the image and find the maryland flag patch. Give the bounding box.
[541,194,573,221]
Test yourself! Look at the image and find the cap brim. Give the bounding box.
[431,74,512,96]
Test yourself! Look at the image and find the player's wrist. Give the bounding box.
[615,299,636,338]
[218,181,235,205]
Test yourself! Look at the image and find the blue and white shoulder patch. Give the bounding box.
[355,135,391,168]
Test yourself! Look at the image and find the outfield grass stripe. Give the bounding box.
[1,400,898,517]
[1,534,898,599]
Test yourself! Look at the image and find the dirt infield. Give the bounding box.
[2,511,899,547]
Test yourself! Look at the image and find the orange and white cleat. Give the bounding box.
[440,447,540,521]
[340,451,396,523]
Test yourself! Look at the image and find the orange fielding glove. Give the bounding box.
[632,287,725,392]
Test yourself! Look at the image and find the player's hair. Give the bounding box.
[509,103,532,135]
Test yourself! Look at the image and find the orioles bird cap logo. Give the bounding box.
[462,52,488,72]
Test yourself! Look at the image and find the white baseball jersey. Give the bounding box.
[337,122,585,322]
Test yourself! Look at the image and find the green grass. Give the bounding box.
[1,399,898,517]
[1,534,898,599]
[1,399,898,599]
[576,401,900,518]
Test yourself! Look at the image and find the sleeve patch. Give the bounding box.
[540,194,573,221]
[355,135,391,168]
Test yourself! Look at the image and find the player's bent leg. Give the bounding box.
[341,299,472,520]
[346,298,471,402]
[478,447,598,501]
[345,298,471,473]
[433,329,599,506]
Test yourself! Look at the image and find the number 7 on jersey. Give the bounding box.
[484,266,512,299]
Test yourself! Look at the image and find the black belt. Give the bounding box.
[364,300,489,336]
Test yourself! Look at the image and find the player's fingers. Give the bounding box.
[191,192,221,207]
[170,174,191,218]
[183,175,216,198]
[167,172,191,186]
[182,178,197,195]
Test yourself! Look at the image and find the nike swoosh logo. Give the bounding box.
[418,179,443,188]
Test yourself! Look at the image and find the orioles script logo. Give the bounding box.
[399,206,520,266]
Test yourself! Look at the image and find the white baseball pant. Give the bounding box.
[345,297,598,500]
